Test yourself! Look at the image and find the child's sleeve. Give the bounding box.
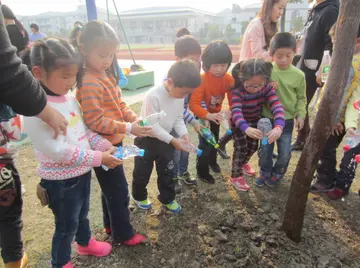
[77,79,130,135]
[231,89,249,132]
[295,74,307,119]
[118,65,128,89]
[183,95,207,126]
[265,86,285,128]
[189,82,208,119]
[24,117,103,167]
[345,85,360,130]
[85,129,113,152]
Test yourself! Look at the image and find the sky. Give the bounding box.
[3,0,259,16]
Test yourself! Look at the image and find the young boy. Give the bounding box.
[132,60,201,213]
[311,23,360,199]
[257,32,307,187]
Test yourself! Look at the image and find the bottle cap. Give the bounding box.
[226,129,233,135]
[140,119,148,126]
[343,145,351,152]
[355,155,360,163]
[353,100,360,111]
[139,149,145,157]
[197,149,203,156]
[214,143,219,149]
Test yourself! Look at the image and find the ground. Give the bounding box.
[4,101,360,268]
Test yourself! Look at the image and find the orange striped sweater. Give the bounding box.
[76,70,138,145]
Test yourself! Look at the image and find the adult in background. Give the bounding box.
[74,21,83,28]
[291,0,339,151]
[29,23,46,42]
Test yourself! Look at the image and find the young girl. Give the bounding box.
[189,40,234,184]
[76,21,148,245]
[230,59,285,191]
[23,38,117,268]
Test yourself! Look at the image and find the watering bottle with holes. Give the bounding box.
[180,140,203,156]
[220,112,232,136]
[102,145,145,171]
[257,118,273,145]
[198,119,219,149]
[140,111,166,126]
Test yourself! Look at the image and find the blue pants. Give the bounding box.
[258,120,294,180]
[173,150,189,177]
[40,172,92,268]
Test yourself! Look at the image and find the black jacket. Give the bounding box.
[299,0,339,74]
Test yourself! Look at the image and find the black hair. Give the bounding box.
[69,26,82,50]
[231,59,273,88]
[167,59,201,88]
[174,35,201,59]
[176,27,190,38]
[30,37,79,74]
[77,20,120,87]
[201,40,232,72]
[30,23,39,32]
[269,32,297,54]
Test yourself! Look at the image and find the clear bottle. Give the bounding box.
[321,50,331,83]
[102,145,145,171]
[180,141,203,156]
[343,130,360,152]
[220,113,232,136]
[140,111,167,126]
[257,118,273,145]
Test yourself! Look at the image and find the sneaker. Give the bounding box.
[210,163,221,173]
[133,198,153,210]
[77,237,112,257]
[230,177,250,191]
[327,187,348,200]
[291,139,306,151]
[62,262,74,268]
[165,200,182,213]
[217,146,230,159]
[242,164,256,176]
[310,182,333,193]
[122,234,147,246]
[265,177,278,188]
[179,172,197,186]
[255,176,266,187]
[198,173,215,184]
[174,178,182,194]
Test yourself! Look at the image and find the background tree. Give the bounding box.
[291,16,305,33]
[206,24,223,41]
[224,24,235,43]
[280,0,303,32]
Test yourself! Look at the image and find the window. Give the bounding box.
[232,17,236,23]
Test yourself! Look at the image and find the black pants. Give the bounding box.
[219,131,233,147]
[0,163,23,264]
[197,122,220,176]
[132,137,175,204]
[94,162,134,243]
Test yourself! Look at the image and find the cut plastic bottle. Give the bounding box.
[140,111,167,126]
[102,145,145,171]
[198,119,219,149]
[343,130,360,152]
[181,141,203,156]
[220,113,232,136]
[257,118,273,145]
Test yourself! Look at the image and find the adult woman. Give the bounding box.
[239,0,287,62]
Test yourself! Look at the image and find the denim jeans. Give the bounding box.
[173,150,189,177]
[40,172,92,268]
[258,119,294,179]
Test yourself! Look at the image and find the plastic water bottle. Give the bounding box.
[220,113,232,136]
[102,145,145,171]
[321,50,331,83]
[343,130,360,152]
[198,119,219,149]
[181,141,203,156]
[140,111,166,126]
[257,118,273,145]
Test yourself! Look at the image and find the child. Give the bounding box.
[176,27,190,39]
[257,32,306,187]
[132,60,201,212]
[172,36,202,191]
[76,21,148,245]
[311,22,360,199]
[231,59,285,191]
[23,38,115,268]
[189,41,234,184]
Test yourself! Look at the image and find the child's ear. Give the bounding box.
[32,66,43,80]
[166,78,174,87]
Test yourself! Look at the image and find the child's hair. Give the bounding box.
[77,21,120,87]
[201,40,232,72]
[329,22,360,40]
[30,23,39,32]
[30,37,79,73]
[174,35,201,59]
[269,32,297,54]
[176,28,190,38]
[258,0,280,48]
[69,26,82,50]
[231,59,273,88]
[167,59,202,89]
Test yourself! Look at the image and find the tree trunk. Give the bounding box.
[282,0,360,243]
[280,7,287,32]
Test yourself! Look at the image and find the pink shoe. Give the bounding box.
[230,177,250,191]
[122,234,147,246]
[242,164,256,176]
[77,237,112,257]
[63,262,74,268]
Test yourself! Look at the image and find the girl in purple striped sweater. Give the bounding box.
[230,59,285,191]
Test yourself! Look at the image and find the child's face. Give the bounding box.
[243,75,267,94]
[166,78,194,99]
[84,43,117,73]
[209,64,228,77]
[272,48,295,69]
[33,64,78,95]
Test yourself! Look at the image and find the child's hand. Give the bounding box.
[205,113,222,124]
[316,72,322,86]
[245,127,263,140]
[331,123,344,136]
[269,81,278,89]
[268,127,283,144]
[181,134,190,144]
[223,110,232,120]
[171,138,183,150]
[295,117,305,131]
[131,120,151,137]
[192,123,204,134]
[346,128,359,137]
[101,148,123,169]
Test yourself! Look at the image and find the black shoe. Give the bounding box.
[291,139,306,151]
[210,163,221,173]
[179,171,198,186]
[217,146,230,159]
[198,173,215,184]
[174,178,182,194]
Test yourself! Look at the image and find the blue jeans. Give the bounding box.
[40,172,92,268]
[258,119,294,180]
[173,150,189,177]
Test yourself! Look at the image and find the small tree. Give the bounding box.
[280,0,303,32]
[224,24,235,42]
[291,16,304,33]
[207,24,223,41]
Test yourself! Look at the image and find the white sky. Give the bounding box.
[3,0,259,16]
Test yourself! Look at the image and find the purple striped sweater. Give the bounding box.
[231,85,285,132]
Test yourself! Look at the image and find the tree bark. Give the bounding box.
[282,0,360,243]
